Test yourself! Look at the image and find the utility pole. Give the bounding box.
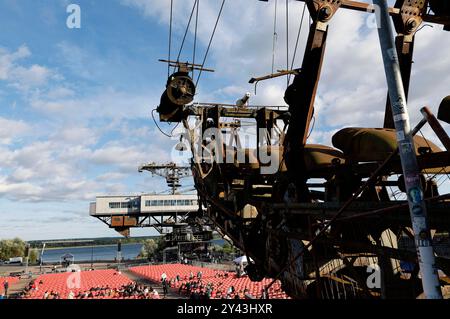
[373,0,442,299]
[117,240,122,270]
[91,245,94,270]
[24,244,30,276]
[39,243,46,274]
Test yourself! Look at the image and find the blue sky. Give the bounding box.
[1,0,450,240]
[0,0,178,240]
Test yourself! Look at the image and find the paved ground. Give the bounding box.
[0,262,113,277]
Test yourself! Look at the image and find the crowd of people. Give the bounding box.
[131,264,289,299]
[17,279,41,299]
[65,282,161,300]
[2,263,289,300]
[18,279,161,299]
[166,269,276,299]
[178,279,251,299]
[157,268,248,299]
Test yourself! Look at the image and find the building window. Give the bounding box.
[109,202,121,209]
[144,199,197,207]
[145,200,157,207]
[121,202,131,209]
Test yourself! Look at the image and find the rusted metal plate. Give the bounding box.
[111,216,124,227]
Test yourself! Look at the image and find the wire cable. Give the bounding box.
[272,0,278,75]
[192,0,200,79]
[288,2,306,83]
[152,109,175,138]
[175,0,199,72]
[196,0,226,87]
[286,0,289,88]
[168,0,174,77]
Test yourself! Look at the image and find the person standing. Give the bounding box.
[162,280,168,298]
[3,280,9,298]
[261,288,268,299]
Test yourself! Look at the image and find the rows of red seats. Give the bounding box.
[174,276,289,299]
[130,264,226,282]
[24,269,132,299]
[0,277,19,294]
[130,264,289,299]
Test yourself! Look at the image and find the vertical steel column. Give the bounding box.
[373,0,442,299]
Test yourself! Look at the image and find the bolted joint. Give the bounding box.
[405,18,419,34]
[318,5,333,21]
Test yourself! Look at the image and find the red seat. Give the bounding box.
[129,264,289,299]
[24,270,132,299]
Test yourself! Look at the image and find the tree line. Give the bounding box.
[138,238,167,260]
[27,236,160,249]
[0,238,39,263]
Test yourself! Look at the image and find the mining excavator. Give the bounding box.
[155,0,450,299]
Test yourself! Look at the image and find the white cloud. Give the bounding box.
[0,45,58,91]
[0,45,31,79]
[29,87,156,121]
[46,86,75,99]
[58,126,99,146]
[1,1,450,225]
[55,41,96,79]
[0,176,44,201]
[0,117,30,144]
[11,64,54,89]
[0,119,173,203]
[89,142,169,171]
[96,172,127,182]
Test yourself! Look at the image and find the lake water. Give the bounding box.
[40,239,225,263]
[41,243,143,263]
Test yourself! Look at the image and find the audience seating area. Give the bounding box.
[130,264,223,282]
[130,264,289,299]
[23,269,133,299]
[11,264,289,299]
[1,277,19,294]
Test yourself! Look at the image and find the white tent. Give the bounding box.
[233,255,252,264]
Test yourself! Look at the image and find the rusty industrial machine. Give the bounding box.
[153,0,450,299]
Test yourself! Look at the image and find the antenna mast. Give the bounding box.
[139,162,192,195]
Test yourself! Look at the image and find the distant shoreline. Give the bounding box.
[44,243,142,251]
